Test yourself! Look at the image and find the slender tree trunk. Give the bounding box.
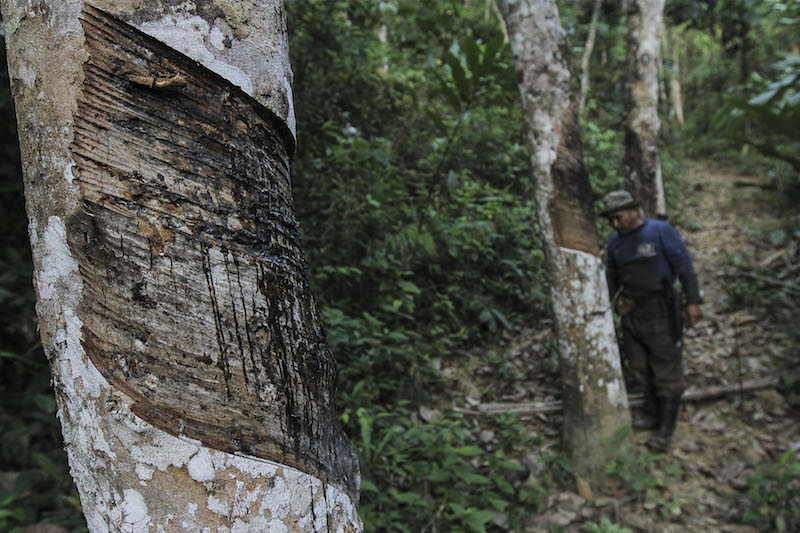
[579,0,603,113]
[663,25,685,127]
[378,24,390,73]
[492,0,511,43]
[623,0,666,218]
[498,0,631,479]
[0,1,361,530]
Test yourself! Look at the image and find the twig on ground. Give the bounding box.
[455,376,782,415]
[727,271,800,293]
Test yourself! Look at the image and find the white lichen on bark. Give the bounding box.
[1,0,360,529]
[549,249,627,410]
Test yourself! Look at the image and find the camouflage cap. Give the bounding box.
[599,190,638,216]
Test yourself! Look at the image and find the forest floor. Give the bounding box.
[440,161,800,532]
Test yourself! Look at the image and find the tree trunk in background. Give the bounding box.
[623,0,666,218]
[498,0,631,479]
[663,26,685,127]
[492,0,511,43]
[720,3,753,83]
[579,0,603,113]
[0,1,361,530]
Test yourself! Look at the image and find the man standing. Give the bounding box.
[600,190,702,450]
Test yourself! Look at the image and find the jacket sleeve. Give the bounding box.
[661,223,702,304]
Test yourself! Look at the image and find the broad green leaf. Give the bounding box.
[448,502,468,517]
[392,491,423,505]
[398,280,421,294]
[456,471,491,485]
[456,445,484,456]
[462,37,482,80]
[427,469,451,482]
[360,479,378,492]
[482,34,506,74]
[496,460,527,471]
[464,509,495,533]
[419,232,437,255]
[444,51,471,102]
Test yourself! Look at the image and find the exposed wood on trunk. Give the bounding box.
[1,1,361,530]
[549,103,601,256]
[623,0,666,218]
[71,8,356,491]
[579,0,602,113]
[498,0,631,479]
[458,376,782,415]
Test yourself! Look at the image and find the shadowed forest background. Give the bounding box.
[1,0,798,532]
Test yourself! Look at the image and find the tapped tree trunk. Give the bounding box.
[623,0,666,219]
[498,0,631,479]
[0,1,361,530]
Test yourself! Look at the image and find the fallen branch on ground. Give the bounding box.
[733,180,773,190]
[729,271,800,293]
[455,376,782,415]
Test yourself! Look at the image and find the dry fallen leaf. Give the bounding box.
[576,477,593,501]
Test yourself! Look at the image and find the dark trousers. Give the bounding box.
[621,310,685,398]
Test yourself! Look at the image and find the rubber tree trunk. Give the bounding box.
[498,0,631,479]
[623,0,666,219]
[0,1,361,530]
[579,0,603,113]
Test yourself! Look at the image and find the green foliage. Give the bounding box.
[714,53,800,172]
[0,340,86,532]
[431,34,513,114]
[581,113,624,196]
[284,4,551,530]
[584,517,633,533]
[287,1,542,413]
[348,406,538,532]
[742,450,800,531]
[677,0,800,159]
[606,446,684,517]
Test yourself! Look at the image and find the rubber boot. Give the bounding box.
[647,396,680,450]
[633,389,658,431]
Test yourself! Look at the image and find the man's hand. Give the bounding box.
[684,303,702,327]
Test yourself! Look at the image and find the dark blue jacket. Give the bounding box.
[606,219,701,304]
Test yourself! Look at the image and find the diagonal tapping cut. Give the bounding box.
[68,5,358,497]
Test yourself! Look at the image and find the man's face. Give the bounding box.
[607,208,642,234]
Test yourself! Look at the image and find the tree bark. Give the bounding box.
[623,0,666,218]
[498,0,631,479]
[0,1,361,530]
[578,0,602,113]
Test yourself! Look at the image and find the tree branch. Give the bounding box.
[454,376,782,415]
